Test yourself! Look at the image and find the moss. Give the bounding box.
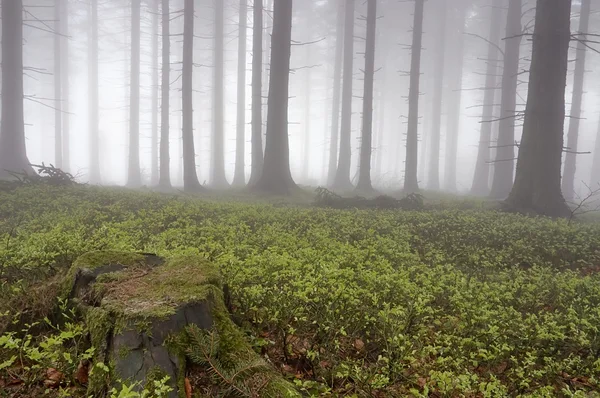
[85,306,114,397]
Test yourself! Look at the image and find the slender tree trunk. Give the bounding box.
[562,0,591,200]
[181,0,202,192]
[54,0,63,169]
[506,0,571,217]
[356,0,377,193]
[89,0,101,184]
[490,0,522,198]
[302,44,312,182]
[248,0,264,186]
[427,0,447,190]
[471,0,503,196]
[333,0,355,192]
[261,0,273,147]
[233,0,248,186]
[327,0,344,186]
[212,0,229,188]
[127,0,141,187]
[150,0,159,186]
[444,5,466,192]
[253,0,297,195]
[159,0,172,188]
[404,0,424,193]
[0,0,32,177]
[61,0,70,172]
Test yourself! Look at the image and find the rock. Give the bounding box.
[66,251,300,398]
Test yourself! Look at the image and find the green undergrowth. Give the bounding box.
[1,185,600,397]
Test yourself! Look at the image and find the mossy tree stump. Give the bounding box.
[64,251,299,398]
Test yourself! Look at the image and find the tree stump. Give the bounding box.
[63,251,299,397]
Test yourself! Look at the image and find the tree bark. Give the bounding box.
[252,0,297,195]
[561,0,591,200]
[88,0,101,184]
[233,0,248,187]
[127,0,141,187]
[427,0,447,190]
[61,0,70,173]
[151,0,159,186]
[327,0,345,187]
[403,0,424,193]
[159,0,172,189]
[332,0,355,192]
[490,0,521,199]
[181,0,202,192]
[356,0,377,194]
[0,0,32,178]
[248,0,264,186]
[54,0,63,169]
[212,0,229,188]
[506,0,571,217]
[444,4,467,192]
[471,0,503,196]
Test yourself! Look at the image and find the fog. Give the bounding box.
[3,0,600,199]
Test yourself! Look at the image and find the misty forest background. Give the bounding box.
[1,0,599,217]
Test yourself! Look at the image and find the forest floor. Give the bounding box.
[1,183,600,397]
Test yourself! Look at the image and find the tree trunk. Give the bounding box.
[561,0,591,200]
[444,4,466,192]
[490,0,521,199]
[471,0,503,196]
[327,0,345,186]
[302,43,312,182]
[150,0,159,186]
[181,0,202,192]
[88,0,101,184]
[61,0,70,173]
[427,0,447,190]
[248,0,264,186]
[212,0,229,188]
[233,0,248,187]
[356,0,377,194]
[332,0,355,192]
[403,0,424,193]
[159,0,172,189]
[127,0,141,187]
[54,0,63,169]
[506,0,571,217]
[252,0,297,195]
[0,0,32,177]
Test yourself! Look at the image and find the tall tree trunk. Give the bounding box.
[327,0,344,186]
[248,0,264,186]
[562,0,591,200]
[403,0,424,193]
[212,0,229,188]
[444,5,466,192]
[89,0,101,184]
[233,0,248,187]
[61,0,70,172]
[356,0,377,193]
[127,0,141,187]
[181,0,202,192]
[150,0,159,186]
[54,0,63,169]
[490,0,522,198]
[506,0,571,217]
[375,88,386,180]
[261,0,273,147]
[302,43,312,182]
[253,0,297,195]
[332,0,355,192]
[0,0,32,177]
[471,0,503,196]
[159,0,172,188]
[427,0,447,190]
